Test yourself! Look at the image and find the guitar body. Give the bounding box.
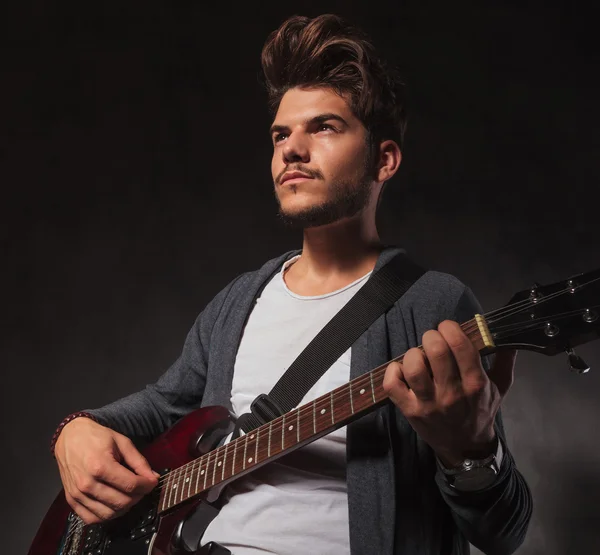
[28,406,234,555]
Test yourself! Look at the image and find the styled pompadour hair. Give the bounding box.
[261,14,407,151]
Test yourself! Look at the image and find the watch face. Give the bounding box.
[453,466,498,492]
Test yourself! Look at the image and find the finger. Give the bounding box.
[114,435,158,481]
[422,328,461,390]
[73,476,141,513]
[110,434,159,493]
[487,349,517,397]
[436,321,486,392]
[65,492,102,525]
[89,455,154,497]
[382,360,413,410]
[402,347,435,401]
[68,489,118,522]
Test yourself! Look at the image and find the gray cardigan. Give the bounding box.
[89,247,532,555]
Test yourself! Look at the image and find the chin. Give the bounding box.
[277,203,349,230]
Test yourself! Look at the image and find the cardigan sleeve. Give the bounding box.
[435,286,533,555]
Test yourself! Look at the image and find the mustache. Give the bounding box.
[275,164,324,185]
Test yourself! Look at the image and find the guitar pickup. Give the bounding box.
[140,506,157,526]
[83,524,103,551]
[130,522,157,541]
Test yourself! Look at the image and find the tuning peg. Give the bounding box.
[530,282,543,302]
[566,348,590,374]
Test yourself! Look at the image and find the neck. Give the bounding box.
[299,214,383,277]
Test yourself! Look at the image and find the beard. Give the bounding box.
[274,163,374,230]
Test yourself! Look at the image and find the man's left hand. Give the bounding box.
[382,320,517,467]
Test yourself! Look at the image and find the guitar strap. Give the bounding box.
[234,252,426,435]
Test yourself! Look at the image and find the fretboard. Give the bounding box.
[158,315,488,513]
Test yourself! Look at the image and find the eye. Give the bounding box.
[317,123,334,132]
[273,132,288,144]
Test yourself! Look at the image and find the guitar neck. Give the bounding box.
[158,315,489,513]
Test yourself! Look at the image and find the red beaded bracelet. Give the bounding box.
[50,411,98,456]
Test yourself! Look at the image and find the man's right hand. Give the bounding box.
[54,417,159,524]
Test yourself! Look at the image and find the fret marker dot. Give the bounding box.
[288,425,293,431]
[250,434,255,439]
[218,461,222,467]
[172,484,177,489]
[185,478,190,483]
[248,457,253,463]
[201,470,205,475]
[320,408,326,414]
[360,388,365,394]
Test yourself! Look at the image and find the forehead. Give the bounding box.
[273,87,356,125]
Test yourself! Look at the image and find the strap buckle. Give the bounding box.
[250,393,285,424]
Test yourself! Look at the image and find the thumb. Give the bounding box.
[113,434,158,485]
[487,349,517,397]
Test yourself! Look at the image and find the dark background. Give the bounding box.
[2,1,599,553]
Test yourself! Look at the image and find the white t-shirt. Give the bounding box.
[201,256,372,554]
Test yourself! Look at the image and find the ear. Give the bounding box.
[375,140,402,183]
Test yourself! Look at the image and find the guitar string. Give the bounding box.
[157,345,478,502]
[153,351,414,491]
[157,300,587,502]
[78,280,600,503]
[62,518,78,548]
[156,277,600,496]
[154,307,523,492]
[154,322,486,493]
[68,276,600,525]
[63,516,83,552]
[154,277,600,491]
[489,304,600,336]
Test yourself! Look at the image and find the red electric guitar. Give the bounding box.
[28,268,600,555]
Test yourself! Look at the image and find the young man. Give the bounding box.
[53,14,532,555]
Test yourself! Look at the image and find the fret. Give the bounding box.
[232,437,238,476]
[268,421,272,457]
[255,427,260,465]
[211,448,218,486]
[167,469,177,509]
[178,466,185,503]
[195,458,201,494]
[333,386,348,424]
[160,473,170,511]
[349,383,354,414]
[296,409,300,443]
[243,434,248,470]
[202,454,208,491]
[281,413,285,451]
[369,372,376,404]
[312,400,316,434]
[245,432,257,467]
[188,464,194,498]
[330,392,334,424]
[222,443,228,482]
[182,465,190,503]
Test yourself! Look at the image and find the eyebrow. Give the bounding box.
[269,113,349,136]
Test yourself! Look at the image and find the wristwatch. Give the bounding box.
[439,440,502,492]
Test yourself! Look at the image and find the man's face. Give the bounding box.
[270,87,374,229]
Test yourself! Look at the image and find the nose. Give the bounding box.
[282,132,310,164]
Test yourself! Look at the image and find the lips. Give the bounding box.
[280,171,313,185]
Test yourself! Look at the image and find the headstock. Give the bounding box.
[485,267,600,371]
